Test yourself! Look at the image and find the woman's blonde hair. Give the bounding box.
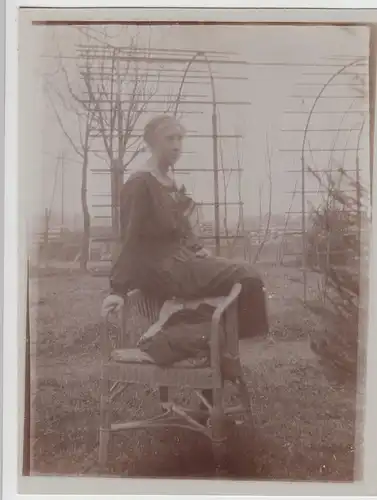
[143,115,185,146]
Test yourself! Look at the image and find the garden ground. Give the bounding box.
[28,261,357,480]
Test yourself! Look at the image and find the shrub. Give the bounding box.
[305,167,369,385]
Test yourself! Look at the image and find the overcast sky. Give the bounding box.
[22,23,370,232]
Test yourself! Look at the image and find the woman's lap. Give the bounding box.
[138,255,268,339]
[143,254,263,300]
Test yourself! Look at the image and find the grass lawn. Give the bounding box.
[28,262,358,480]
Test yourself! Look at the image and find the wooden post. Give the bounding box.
[110,53,123,264]
[60,152,65,230]
[43,208,49,268]
[369,27,376,204]
[301,156,307,303]
[203,53,221,257]
[22,265,31,475]
[212,112,221,256]
[115,55,122,240]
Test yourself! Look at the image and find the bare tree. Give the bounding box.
[45,64,96,271]
[77,27,169,241]
[46,26,169,267]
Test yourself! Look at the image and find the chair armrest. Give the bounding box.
[210,283,242,378]
[100,289,162,359]
[100,292,127,356]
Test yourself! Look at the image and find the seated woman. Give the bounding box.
[103,114,269,347]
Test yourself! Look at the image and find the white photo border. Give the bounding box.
[3,3,377,499]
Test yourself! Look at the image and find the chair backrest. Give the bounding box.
[121,290,162,347]
[120,284,242,359]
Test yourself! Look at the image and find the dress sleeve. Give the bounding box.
[174,187,204,252]
[181,206,204,252]
[119,175,150,250]
[183,225,203,252]
[109,176,151,294]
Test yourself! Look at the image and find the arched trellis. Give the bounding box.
[299,57,367,301]
[78,41,250,266]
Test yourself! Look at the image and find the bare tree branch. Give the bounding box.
[123,146,142,169]
[278,180,298,265]
[84,72,113,159]
[46,86,84,159]
[45,45,98,270]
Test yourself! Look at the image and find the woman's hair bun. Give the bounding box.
[143,115,185,145]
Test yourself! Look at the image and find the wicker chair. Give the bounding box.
[99,283,251,474]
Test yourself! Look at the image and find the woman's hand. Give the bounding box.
[101,294,124,318]
[195,247,211,258]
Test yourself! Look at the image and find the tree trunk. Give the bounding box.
[80,151,90,271]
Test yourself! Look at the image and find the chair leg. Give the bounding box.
[210,388,228,476]
[237,375,252,415]
[202,389,213,407]
[197,389,212,425]
[99,376,111,469]
[159,386,169,404]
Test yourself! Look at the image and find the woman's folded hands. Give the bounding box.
[195,247,211,258]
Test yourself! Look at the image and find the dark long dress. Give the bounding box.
[110,171,268,339]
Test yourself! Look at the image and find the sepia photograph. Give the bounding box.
[19,14,373,484]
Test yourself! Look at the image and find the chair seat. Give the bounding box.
[160,296,227,320]
[111,348,209,369]
[136,295,227,346]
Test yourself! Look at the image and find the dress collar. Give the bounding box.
[138,157,176,189]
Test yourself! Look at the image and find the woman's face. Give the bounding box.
[150,121,184,166]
